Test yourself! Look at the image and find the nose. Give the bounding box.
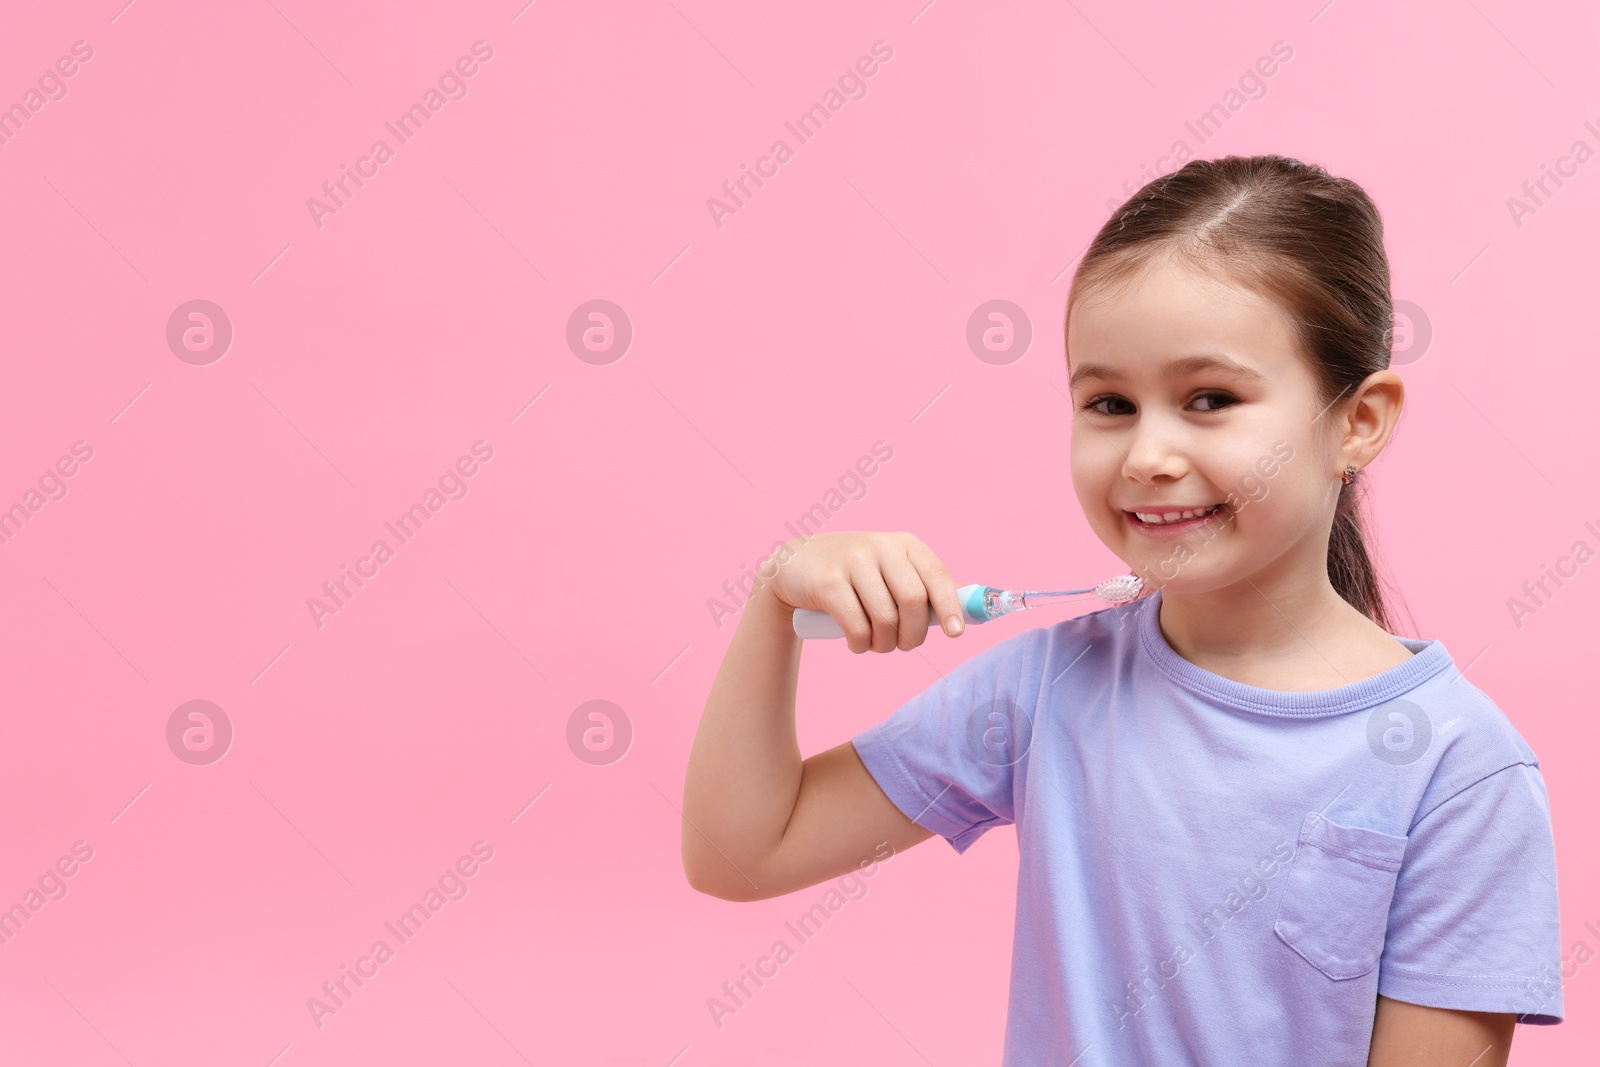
[1121,417,1190,485]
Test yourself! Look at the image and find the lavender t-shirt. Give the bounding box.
[852,589,1564,1066]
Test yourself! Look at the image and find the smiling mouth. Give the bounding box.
[1123,504,1225,532]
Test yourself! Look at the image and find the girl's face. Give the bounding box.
[1067,255,1346,594]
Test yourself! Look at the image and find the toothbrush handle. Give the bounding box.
[792,607,938,639]
[791,585,987,639]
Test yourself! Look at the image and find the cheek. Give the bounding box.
[1070,471,1098,526]
[1069,424,1115,476]
[1240,473,1325,538]
[1067,431,1089,486]
[1069,443,1113,513]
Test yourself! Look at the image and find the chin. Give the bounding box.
[1124,552,1240,595]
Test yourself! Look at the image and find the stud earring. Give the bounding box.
[1341,465,1358,485]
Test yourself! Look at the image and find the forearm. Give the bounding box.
[1366,997,1514,1067]
[682,583,804,895]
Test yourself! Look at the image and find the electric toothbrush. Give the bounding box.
[790,574,1146,639]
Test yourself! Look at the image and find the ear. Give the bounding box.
[1339,370,1404,472]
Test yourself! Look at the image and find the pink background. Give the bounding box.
[1,0,1595,1063]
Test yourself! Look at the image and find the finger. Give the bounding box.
[907,540,964,636]
[880,553,932,650]
[824,577,877,655]
[847,563,903,654]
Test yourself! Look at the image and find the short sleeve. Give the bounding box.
[1378,762,1565,1023]
[850,628,1044,855]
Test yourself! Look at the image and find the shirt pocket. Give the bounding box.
[1273,811,1409,981]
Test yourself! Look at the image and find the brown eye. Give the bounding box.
[1081,395,1134,416]
[1192,392,1237,412]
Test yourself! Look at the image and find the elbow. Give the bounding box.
[682,852,766,902]
[681,821,767,901]
[682,859,722,898]
[686,873,742,901]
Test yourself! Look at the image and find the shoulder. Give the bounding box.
[1397,644,1545,826]
[1037,593,1145,645]
[939,598,1142,700]
[1010,597,1145,694]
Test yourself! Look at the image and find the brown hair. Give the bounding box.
[1065,153,1411,635]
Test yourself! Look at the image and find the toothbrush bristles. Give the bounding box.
[1095,574,1145,605]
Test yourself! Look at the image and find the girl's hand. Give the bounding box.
[762,532,966,655]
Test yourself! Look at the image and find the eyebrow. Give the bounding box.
[1068,353,1268,391]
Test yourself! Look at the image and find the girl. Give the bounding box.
[682,155,1564,1066]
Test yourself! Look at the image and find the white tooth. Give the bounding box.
[1136,506,1218,525]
